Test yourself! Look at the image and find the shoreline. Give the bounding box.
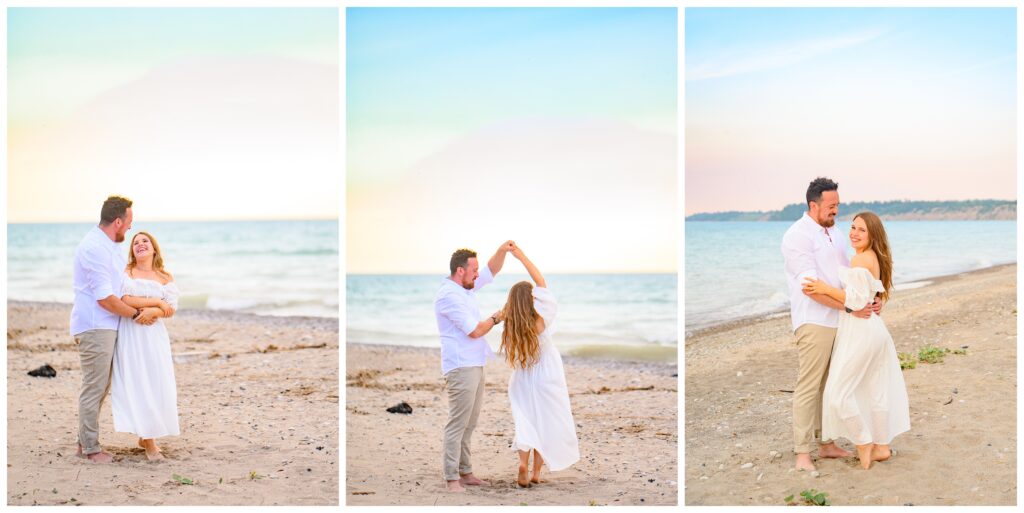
[685,261,1016,337]
[345,337,679,364]
[684,263,1016,506]
[8,299,339,325]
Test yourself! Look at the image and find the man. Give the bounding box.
[71,195,157,463]
[434,241,514,493]
[781,178,881,471]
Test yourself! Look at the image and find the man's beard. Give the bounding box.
[115,232,127,242]
[820,216,835,228]
[461,280,474,290]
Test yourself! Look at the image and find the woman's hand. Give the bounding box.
[157,300,174,317]
[801,277,830,296]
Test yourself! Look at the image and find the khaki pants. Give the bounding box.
[793,324,837,454]
[442,366,485,481]
[75,329,117,455]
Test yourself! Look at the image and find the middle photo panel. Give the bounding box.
[345,7,679,507]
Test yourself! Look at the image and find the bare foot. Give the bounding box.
[86,451,114,464]
[856,444,874,470]
[459,473,489,486]
[446,480,466,493]
[517,466,531,488]
[530,474,544,484]
[139,439,164,461]
[794,453,816,471]
[819,442,853,459]
[872,445,892,462]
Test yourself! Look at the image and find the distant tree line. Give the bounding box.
[686,199,1017,221]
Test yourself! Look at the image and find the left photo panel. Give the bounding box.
[7,8,339,506]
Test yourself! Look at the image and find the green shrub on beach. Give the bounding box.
[898,352,917,370]
[918,345,949,364]
[785,489,831,506]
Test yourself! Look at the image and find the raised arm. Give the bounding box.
[511,245,546,288]
[487,240,515,276]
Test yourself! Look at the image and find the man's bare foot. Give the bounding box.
[446,480,466,493]
[794,453,816,471]
[517,465,530,488]
[86,451,114,464]
[872,445,892,462]
[819,442,853,459]
[856,444,874,470]
[459,473,489,486]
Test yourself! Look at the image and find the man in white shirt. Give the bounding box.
[435,241,514,493]
[782,178,880,471]
[71,196,158,463]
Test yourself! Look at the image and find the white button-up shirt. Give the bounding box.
[434,264,495,375]
[781,213,850,332]
[70,226,127,336]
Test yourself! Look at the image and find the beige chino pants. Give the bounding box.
[75,329,117,455]
[442,366,485,481]
[792,323,838,454]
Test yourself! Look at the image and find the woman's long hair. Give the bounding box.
[500,281,541,370]
[853,212,893,301]
[126,231,171,278]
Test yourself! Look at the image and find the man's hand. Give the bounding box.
[851,305,872,319]
[135,307,159,326]
[501,240,515,253]
[493,309,505,322]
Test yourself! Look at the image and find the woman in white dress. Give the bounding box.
[499,245,579,487]
[110,231,181,461]
[803,212,910,469]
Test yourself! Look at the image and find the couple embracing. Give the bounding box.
[72,196,180,463]
[434,242,580,493]
[783,177,911,471]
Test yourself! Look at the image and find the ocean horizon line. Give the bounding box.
[7,217,338,225]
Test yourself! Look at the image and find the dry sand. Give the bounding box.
[7,301,339,506]
[346,343,678,506]
[685,264,1017,506]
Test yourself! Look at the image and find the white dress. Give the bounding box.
[507,287,580,471]
[111,274,181,438]
[821,266,910,446]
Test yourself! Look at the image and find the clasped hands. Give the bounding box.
[801,277,882,318]
[134,300,174,326]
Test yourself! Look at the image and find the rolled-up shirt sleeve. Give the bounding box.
[81,246,115,301]
[436,292,477,335]
[782,230,818,284]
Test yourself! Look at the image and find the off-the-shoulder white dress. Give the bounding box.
[821,266,910,446]
[111,274,181,438]
[507,287,580,471]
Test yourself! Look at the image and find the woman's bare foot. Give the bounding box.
[446,480,465,493]
[139,439,164,461]
[872,444,892,462]
[855,444,874,470]
[517,465,531,488]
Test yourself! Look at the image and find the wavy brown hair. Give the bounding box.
[126,231,171,279]
[853,212,893,301]
[500,281,541,370]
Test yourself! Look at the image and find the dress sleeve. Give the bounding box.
[532,287,557,328]
[842,268,874,312]
[163,282,180,310]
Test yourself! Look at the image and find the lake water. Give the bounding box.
[347,273,677,361]
[685,220,1016,331]
[8,220,339,318]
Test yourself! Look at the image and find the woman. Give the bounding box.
[500,245,579,487]
[802,212,910,469]
[110,231,181,461]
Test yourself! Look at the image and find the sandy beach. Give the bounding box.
[346,343,678,506]
[685,264,1016,506]
[7,301,339,506]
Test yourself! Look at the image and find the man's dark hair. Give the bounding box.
[806,177,839,207]
[449,248,477,275]
[99,195,133,225]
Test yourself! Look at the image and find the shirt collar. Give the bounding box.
[801,212,832,235]
[92,226,120,246]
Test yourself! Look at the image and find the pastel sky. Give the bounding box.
[8,8,339,222]
[347,8,677,274]
[686,8,1016,215]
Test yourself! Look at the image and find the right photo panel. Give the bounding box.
[685,7,1016,506]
